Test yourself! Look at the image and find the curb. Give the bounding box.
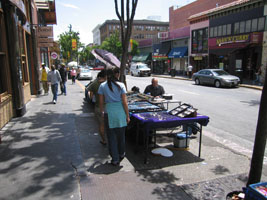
[152,74,263,91]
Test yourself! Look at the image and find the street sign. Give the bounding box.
[51,52,58,60]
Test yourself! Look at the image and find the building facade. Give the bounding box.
[99,19,169,44]
[0,0,57,130]
[92,24,101,45]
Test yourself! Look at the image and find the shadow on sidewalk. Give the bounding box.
[0,110,83,199]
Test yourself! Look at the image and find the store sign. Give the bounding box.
[38,38,53,43]
[72,39,77,50]
[216,34,249,46]
[194,56,202,60]
[37,26,53,37]
[38,42,54,47]
[51,52,58,60]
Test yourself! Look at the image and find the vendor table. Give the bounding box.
[131,111,209,163]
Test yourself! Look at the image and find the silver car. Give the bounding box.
[192,69,240,88]
[78,69,93,80]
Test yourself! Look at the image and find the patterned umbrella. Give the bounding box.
[91,49,121,69]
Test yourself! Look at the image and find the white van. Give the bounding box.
[130,62,151,77]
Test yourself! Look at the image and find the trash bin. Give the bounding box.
[173,132,190,148]
[170,69,176,77]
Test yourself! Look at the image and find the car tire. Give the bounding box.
[215,80,221,88]
[195,78,200,85]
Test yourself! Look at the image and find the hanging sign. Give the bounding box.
[51,52,58,60]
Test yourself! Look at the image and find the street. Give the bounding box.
[82,71,263,161]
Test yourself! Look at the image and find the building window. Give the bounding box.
[214,26,218,37]
[227,24,231,35]
[222,25,227,36]
[258,17,265,31]
[251,18,258,32]
[245,20,251,33]
[191,28,208,54]
[218,26,222,36]
[234,22,239,34]
[240,21,245,33]
[210,27,214,37]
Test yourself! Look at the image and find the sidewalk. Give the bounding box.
[0,79,264,200]
[152,74,263,91]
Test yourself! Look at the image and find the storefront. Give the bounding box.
[208,2,265,82]
[152,42,171,74]
[168,46,188,75]
[209,33,263,82]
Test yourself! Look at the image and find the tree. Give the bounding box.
[58,24,82,63]
[247,67,267,186]
[114,0,138,82]
[101,31,122,59]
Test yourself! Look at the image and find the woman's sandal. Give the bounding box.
[100,141,107,145]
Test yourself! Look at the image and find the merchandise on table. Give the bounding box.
[128,101,162,113]
[169,103,197,118]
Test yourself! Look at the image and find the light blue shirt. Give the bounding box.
[98,81,126,103]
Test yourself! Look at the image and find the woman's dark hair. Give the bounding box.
[106,68,121,92]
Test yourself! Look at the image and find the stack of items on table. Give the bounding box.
[126,92,200,149]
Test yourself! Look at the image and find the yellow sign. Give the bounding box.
[72,39,77,50]
[216,34,249,45]
[194,56,202,60]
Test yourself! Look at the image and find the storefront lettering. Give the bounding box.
[216,34,249,46]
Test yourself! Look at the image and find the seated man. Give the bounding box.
[144,78,165,97]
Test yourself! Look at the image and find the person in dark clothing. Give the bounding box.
[144,78,165,97]
[59,64,68,95]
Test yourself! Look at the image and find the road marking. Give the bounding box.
[178,90,200,95]
[76,80,85,90]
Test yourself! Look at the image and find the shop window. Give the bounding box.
[234,22,239,34]
[245,20,251,33]
[218,26,222,36]
[210,27,214,37]
[258,17,265,31]
[240,21,245,33]
[222,25,227,36]
[18,26,29,84]
[227,24,231,35]
[0,12,7,94]
[214,26,218,37]
[251,18,258,32]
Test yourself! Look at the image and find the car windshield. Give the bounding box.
[81,69,90,73]
[139,65,149,69]
[213,70,229,76]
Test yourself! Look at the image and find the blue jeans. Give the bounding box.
[51,83,58,101]
[61,81,66,94]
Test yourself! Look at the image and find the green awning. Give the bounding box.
[132,53,150,62]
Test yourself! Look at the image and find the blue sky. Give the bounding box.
[54,0,196,44]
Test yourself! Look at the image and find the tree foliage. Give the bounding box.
[101,31,122,59]
[58,25,82,63]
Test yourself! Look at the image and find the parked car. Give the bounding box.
[93,66,105,70]
[130,62,151,77]
[192,69,240,88]
[78,68,93,80]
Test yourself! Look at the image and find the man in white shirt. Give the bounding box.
[188,65,193,79]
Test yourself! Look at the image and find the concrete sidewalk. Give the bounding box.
[0,79,264,200]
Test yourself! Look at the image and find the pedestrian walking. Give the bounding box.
[188,64,193,79]
[88,69,107,145]
[98,68,130,166]
[254,66,262,85]
[47,65,62,104]
[40,63,50,95]
[70,67,77,84]
[59,63,68,95]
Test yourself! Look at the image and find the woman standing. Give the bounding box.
[70,67,77,84]
[98,68,130,166]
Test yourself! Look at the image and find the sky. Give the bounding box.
[54,0,196,45]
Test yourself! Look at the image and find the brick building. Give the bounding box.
[99,19,169,44]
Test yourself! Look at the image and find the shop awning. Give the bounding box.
[168,47,188,58]
[132,53,151,62]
